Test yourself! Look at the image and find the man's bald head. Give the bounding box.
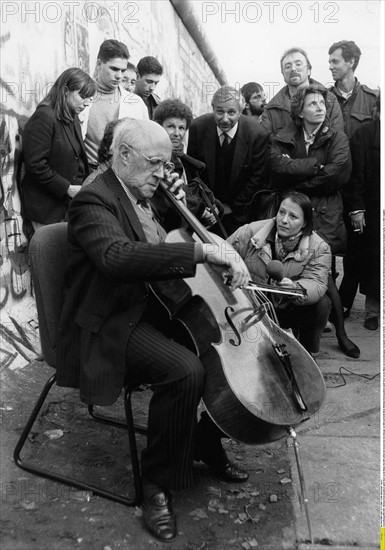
[111,119,173,200]
[112,118,172,163]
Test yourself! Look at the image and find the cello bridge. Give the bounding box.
[241,305,266,329]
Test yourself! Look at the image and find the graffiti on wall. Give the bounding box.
[0,266,39,371]
[0,1,126,370]
[0,3,96,370]
[0,36,38,369]
[0,0,219,371]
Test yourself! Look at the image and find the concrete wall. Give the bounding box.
[0,0,221,370]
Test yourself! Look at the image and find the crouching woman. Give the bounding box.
[228,191,331,356]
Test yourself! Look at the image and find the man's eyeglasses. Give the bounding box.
[126,144,175,173]
[282,62,308,73]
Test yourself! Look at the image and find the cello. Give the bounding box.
[151,181,326,445]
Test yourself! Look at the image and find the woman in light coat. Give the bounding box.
[228,191,331,355]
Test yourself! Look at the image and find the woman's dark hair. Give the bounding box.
[42,67,96,123]
[290,84,329,127]
[97,118,131,163]
[153,99,193,129]
[279,191,313,236]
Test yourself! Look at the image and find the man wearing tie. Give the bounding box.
[187,86,270,234]
[57,119,250,543]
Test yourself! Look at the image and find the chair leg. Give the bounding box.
[88,404,127,428]
[88,401,147,434]
[14,373,57,468]
[13,374,140,506]
[88,389,148,503]
[124,388,143,502]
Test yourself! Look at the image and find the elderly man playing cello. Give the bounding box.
[56,118,250,543]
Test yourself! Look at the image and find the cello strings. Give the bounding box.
[248,288,280,326]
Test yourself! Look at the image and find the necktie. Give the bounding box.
[137,199,153,216]
[221,132,230,148]
[137,199,166,242]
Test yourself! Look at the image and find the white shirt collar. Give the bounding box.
[113,169,141,205]
[303,123,323,143]
[216,122,238,141]
[337,85,353,100]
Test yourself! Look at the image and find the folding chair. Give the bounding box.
[13,223,145,505]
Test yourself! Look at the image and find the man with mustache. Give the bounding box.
[241,81,267,122]
[261,47,343,136]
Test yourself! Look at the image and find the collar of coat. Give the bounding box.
[273,120,332,146]
[329,78,378,99]
[179,152,206,173]
[265,78,326,111]
[250,218,311,263]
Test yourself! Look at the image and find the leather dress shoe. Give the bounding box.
[337,336,360,358]
[196,455,249,482]
[215,460,249,482]
[142,482,176,542]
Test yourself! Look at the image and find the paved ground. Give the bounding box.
[293,297,380,549]
[0,278,380,550]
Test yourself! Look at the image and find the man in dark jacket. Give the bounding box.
[261,47,344,136]
[341,95,380,330]
[328,40,378,138]
[187,85,270,234]
[241,81,267,122]
[57,118,250,543]
[134,56,163,119]
[328,40,379,318]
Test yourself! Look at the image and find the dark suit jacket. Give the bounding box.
[187,114,270,216]
[21,104,89,224]
[56,168,197,405]
[146,92,161,119]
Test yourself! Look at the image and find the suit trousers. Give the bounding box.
[125,309,206,491]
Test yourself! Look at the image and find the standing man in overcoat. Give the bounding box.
[187,86,270,234]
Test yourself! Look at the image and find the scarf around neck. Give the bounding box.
[275,232,303,260]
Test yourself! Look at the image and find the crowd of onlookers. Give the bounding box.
[19,38,380,358]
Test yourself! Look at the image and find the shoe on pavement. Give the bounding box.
[142,480,176,543]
